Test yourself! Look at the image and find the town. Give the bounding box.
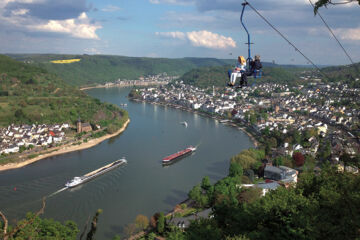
[131,80,360,171]
[0,123,70,155]
[85,73,178,89]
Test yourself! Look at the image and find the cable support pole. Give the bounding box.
[244,0,331,80]
[309,0,354,64]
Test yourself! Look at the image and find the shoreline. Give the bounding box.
[79,82,167,91]
[0,119,130,172]
[131,98,259,147]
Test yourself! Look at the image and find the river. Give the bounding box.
[0,87,254,239]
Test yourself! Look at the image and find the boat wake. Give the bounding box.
[47,187,68,198]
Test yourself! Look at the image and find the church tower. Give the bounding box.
[77,118,82,133]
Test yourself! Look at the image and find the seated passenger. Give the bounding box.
[228,56,246,87]
[249,55,262,78]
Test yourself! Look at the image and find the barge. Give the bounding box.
[162,146,196,165]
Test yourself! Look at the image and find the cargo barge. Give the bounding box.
[162,146,196,164]
[65,158,127,188]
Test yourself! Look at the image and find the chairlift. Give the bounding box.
[240,1,263,80]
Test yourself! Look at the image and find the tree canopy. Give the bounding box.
[314,0,360,14]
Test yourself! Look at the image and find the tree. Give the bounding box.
[147,232,157,240]
[249,113,256,125]
[226,235,250,240]
[237,188,262,204]
[293,152,305,167]
[340,153,359,169]
[86,209,102,240]
[135,214,149,231]
[189,185,202,203]
[0,198,78,240]
[157,212,165,234]
[262,126,270,136]
[273,156,284,166]
[293,129,301,144]
[319,141,331,160]
[166,226,186,240]
[229,162,243,178]
[314,0,360,14]
[201,176,212,191]
[186,218,222,240]
[124,223,137,237]
[150,213,160,229]
[14,109,26,120]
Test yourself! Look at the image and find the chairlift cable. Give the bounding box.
[244,1,331,80]
[308,0,354,64]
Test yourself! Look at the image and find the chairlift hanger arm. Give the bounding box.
[240,1,252,62]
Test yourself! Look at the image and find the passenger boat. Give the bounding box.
[65,158,127,188]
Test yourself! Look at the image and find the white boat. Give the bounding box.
[180,121,188,128]
[219,119,230,123]
[65,158,127,188]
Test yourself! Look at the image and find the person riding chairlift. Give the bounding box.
[249,55,262,78]
[228,56,247,88]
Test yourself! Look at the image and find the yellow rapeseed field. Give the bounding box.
[51,59,81,64]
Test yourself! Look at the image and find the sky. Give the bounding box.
[0,0,359,65]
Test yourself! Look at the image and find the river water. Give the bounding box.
[0,87,254,239]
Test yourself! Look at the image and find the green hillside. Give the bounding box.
[0,54,127,127]
[180,64,305,88]
[7,54,234,86]
[322,62,360,87]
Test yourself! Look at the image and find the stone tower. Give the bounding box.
[77,118,82,133]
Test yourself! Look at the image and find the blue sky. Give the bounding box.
[0,0,359,65]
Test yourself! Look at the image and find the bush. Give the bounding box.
[106,124,119,134]
[293,152,305,167]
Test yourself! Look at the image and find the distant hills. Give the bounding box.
[0,54,126,127]
[321,62,360,87]
[180,61,360,88]
[180,64,307,88]
[6,54,359,88]
[7,54,235,86]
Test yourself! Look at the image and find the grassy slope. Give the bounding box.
[0,54,127,127]
[7,54,234,86]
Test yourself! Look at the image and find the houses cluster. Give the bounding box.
[99,73,178,88]
[134,80,359,161]
[240,164,299,197]
[0,123,69,155]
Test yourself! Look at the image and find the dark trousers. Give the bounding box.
[240,73,247,86]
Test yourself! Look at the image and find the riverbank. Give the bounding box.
[0,119,130,172]
[131,98,260,147]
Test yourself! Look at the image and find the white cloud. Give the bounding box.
[32,12,101,39]
[187,30,236,49]
[156,31,186,39]
[156,30,236,49]
[149,0,193,5]
[0,0,101,39]
[334,27,360,40]
[101,5,122,12]
[11,8,28,15]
